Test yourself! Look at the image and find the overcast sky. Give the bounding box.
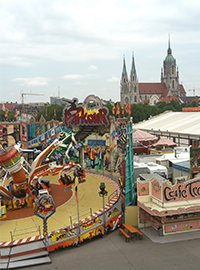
[0,0,200,104]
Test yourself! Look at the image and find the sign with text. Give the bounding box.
[182,107,200,112]
[63,95,109,127]
[88,140,105,146]
[163,179,200,202]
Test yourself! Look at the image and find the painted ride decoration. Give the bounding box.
[0,205,6,219]
[0,144,26,198]
[63,95,111,171]
[0,130,83,211]
[35,193,56,237]
[0,95,122,251]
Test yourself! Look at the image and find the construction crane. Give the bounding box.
[188,88,200,96]
[21,91,44,113]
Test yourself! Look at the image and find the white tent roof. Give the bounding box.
[133,111,200,136]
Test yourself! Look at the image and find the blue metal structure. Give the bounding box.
[125,121,135,206]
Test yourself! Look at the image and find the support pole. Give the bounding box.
[76,192,81,244]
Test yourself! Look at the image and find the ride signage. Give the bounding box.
[163,179,200,202]
[63,95,109,127]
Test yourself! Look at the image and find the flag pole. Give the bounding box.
[74,176,80,245]
[76,188,80,244]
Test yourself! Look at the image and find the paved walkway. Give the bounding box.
[141,227,200,243]
[16,228,200,270]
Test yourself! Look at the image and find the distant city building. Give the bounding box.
[50,96,66,106]
[179,96,200,106]
[120,38,187,105]
[100,99,115,106]
[0,102,17,112]
[13,102,49,117]
[50,96,115,107]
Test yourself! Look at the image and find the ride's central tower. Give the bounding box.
[0,146,27,198]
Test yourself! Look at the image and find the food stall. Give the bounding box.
[137,177,200,235]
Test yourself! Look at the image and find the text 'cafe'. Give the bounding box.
[137,178,200,235]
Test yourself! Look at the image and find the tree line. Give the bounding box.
[0,100,198,124]
[105,100,198,124]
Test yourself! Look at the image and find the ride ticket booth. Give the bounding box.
[137,177,200,235]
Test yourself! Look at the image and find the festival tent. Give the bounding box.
[132,129,158,146]
[132,129,158,154]
[152,138,177,148]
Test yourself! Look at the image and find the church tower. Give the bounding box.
[129,53,140,104]
[120,56,130,105]
[161,37,180,96]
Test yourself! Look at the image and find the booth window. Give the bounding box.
[166,212,200,221]
[2,127,7,134]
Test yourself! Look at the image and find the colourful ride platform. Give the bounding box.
[0,171,120,245]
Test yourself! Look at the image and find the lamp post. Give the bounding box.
[98,182,108,235]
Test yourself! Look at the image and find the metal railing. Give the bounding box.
[7,226,42,269]
[10,225,42,243]
[69,207,92,225]
[108,189,119,207]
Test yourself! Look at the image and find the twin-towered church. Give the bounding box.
[120,39,186,105]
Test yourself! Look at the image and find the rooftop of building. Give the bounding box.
[138,83,186,96]
[133,110,200,136]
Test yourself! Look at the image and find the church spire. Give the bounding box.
[165,35,175,63]
[131,52,136,74]
[167,34,172,55]
[162,35,180,97]
[122,55,128,76]
[120,55,130,105]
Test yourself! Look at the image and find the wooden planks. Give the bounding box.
[119,228,130,242]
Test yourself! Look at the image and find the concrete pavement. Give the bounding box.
[141,227,200,244]
[16,228,200,270]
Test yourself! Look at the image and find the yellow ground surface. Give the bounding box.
[0,173,115,243]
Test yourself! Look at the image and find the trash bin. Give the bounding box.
[158,227,163,236]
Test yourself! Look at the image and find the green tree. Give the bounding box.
[104,104,113,116]
[188,101,198,107]
[0,110,5,121]
[170,100,182,111]
[36,104,65,122]
[0,110,15,122]
[7,111,15,121]
[155,101,176,112]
